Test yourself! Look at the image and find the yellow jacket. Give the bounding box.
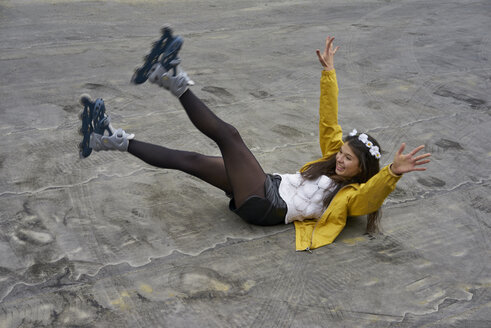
[294,69,402,251]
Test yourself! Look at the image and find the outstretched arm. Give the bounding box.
[314,36,343,158]
[390,144,431,175]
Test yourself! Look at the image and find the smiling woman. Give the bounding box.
[336,143,363,178]
[78,30,431,252]
[299,128,384,236]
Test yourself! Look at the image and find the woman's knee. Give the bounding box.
[182,151,206,170]
[218,123,242,144]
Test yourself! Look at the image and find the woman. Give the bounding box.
[80,36,430,252]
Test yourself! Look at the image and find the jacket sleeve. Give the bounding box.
[347,165,402,216]
[318,69,343,157]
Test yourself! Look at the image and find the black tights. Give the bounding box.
[128,90,266,208]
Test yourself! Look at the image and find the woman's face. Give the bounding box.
[335,143,361,178]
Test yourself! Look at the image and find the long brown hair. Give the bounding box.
[301,133,382,234]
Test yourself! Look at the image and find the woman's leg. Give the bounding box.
[178,89,267,207]
[128,140,232,194]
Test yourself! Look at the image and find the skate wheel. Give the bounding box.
[78,110,86,120]
[131,68,147,85]
[78,141,92,158]
[79,148,92,159]
[161,25,172,34]
[80,94,92,106]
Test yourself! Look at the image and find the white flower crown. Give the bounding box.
[348,129,381,159]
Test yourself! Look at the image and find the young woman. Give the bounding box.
[82,36,430,252]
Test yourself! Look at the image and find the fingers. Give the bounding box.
[409,145,426,156]
[400,144,431,158]
[325,36,338,55]
[316,49,327,67]
[397,143,406,156]
[414,152,431,161]
[324,36,331,49]
[324,37,330,52]
[318,36,338,69]
[416,159,431,165]
[326,36,335,50]
[405,162,429,173]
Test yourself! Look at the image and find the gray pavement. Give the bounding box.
[1,0,490,327]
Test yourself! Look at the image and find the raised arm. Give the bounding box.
[316,37,343,157]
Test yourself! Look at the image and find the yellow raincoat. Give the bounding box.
[294,69,402,251]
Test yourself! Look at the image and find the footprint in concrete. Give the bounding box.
[83,82,106,90]
[62,104,80,114]
[389,186,407,198]
[351,23,376,31]
[417,176,446,188]
[131,208,146,219]
[366,100,383,110]
[249,90,271,99]
[82,82,122,95]
[272,124,304,138]
[16,228,54,245]
[10,206,54,246]
[470,196,491,214]
[369,235,422,265]
[201,86,234,102]
[168,267,232,298]
[22,257,72,284]
[433,89,487,110]
[168,266,252,299]
[435,138,464,151]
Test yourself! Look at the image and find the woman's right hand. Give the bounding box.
[316,36,339,71]
[391,143,431,175]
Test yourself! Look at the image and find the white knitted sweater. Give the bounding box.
[276,173,337,224]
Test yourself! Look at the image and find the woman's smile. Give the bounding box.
[335,143,361,178]
[336,162,345,173]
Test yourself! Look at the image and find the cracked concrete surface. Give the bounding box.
[0,0,490,327]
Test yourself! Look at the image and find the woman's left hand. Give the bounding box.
[316,36,339,71]
[391,143,431,175]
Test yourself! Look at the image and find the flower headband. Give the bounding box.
[349,129,381,159]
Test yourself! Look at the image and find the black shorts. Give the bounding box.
[229,174,287,226]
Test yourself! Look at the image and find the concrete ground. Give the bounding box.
[1,0,490,327]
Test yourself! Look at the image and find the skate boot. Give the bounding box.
[78,94,134,158]
[131,26,184,85]
[148,64,194,98]
[89,127,134,152]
